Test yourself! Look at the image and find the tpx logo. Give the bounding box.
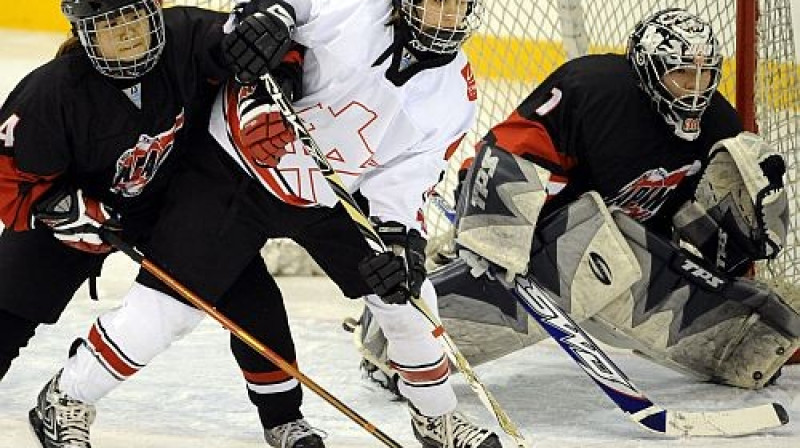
[470,152,498,210]
[111,110,185,197]
[681,259,725,289]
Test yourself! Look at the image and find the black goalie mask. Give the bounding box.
[394,0,483,55]
[626,8,722,141]
[61,0,166,79]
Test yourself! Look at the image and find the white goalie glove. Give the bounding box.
[673,132,789,274]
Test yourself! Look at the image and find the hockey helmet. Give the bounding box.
[61,0,165,79]
[626,8,722,141]
[394,0,483,54]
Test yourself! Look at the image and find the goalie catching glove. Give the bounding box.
[222,0,296,84]
[358,220,427,304]
[33,188,120,254]
[673,132,788,275]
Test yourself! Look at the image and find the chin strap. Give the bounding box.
[373,25,458,87]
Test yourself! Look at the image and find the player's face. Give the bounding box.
[417,0,471,30]
[94,8,152,62]
[662,67,713,101]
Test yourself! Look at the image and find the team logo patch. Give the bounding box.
[607,161,701,221]
[461,63,478,102]
[111,110,185,197]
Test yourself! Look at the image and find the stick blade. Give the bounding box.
[664,403,788,437]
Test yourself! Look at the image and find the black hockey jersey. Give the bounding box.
[482,54,743,235]
[0,7,229,232]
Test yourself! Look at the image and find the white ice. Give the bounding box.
[1,29,800,448]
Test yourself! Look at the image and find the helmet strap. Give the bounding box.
[373,24,457,86]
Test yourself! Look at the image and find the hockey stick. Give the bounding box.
[511,275,788,437]
[101,231,403,448]
[260,73,531,448]
[431,195,789,437]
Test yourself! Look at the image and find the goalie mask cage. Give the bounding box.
[167,1,800,285]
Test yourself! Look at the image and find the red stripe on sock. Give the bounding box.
[87,325,138,378]
[243,362,298,385]
[392,358,450,384]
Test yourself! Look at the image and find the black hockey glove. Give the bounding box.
[358,220,427,304]
[33,187,121,254]
[222,0,296,84]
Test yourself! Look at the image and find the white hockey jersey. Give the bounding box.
[209,0,477,230]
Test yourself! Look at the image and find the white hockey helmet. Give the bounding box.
[394,0,484,54]
[626,8,722,141]
[61,0,166,79]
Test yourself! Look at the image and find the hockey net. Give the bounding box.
[166,1,800,286]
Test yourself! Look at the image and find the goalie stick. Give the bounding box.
[431,194,790,437]
[260,73,532,448]
[512,275,788,437]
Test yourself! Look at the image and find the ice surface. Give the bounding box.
[1,254,799,447]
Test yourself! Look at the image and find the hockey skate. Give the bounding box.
[409,404,502,448]
[342,313,404,400]
[264,418,326,448]
[28,370,96,448]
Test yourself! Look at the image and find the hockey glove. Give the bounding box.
[358,220,427,304]
[222,0,296,84]
[237,45,304,168]
[33,188,121,254]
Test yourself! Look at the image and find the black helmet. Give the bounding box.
[61,0,166,79]
[393,0,483,54]
[626,8,722,141]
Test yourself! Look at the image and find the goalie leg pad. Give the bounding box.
[456,143,550,278]
[421,192,645,366]
[528,192,642,320]
[441,192,643,364]
[591,212,800,389]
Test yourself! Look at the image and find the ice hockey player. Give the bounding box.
[355,7,800,396]
[0,0,304,446]
[32,1,504,447]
